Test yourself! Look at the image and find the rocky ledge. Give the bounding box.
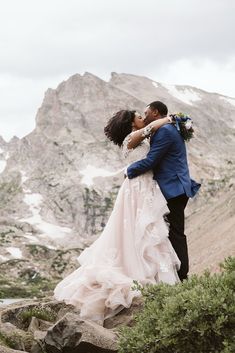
[0,297,143,353]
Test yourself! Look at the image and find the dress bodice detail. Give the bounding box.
[122,133,150,165]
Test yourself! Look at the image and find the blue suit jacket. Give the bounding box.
[127,124,201,200]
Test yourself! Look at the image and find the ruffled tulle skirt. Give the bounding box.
[54,173,180,322]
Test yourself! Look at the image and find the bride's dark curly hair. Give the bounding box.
[104,110,136,147]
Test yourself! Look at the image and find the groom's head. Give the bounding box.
[144,101,168,124]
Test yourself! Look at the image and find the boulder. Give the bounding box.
[44,312,118,353]
[0,346,28,353]
[0,297,145,353]
[28,317,53,333]
[0,322,33,352]
[104,296,143,329]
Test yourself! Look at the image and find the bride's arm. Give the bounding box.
[127,117,171,149]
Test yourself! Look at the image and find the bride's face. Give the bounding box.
[132,112,145,130]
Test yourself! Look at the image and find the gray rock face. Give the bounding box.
[44,313,118,353]
[1,300,138,353]
[0,347,27,353]
[0,72,234,295]
[0,321,33,352]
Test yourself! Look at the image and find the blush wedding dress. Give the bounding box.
[54,133,180,323]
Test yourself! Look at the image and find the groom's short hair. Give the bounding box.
[148,101,168,116]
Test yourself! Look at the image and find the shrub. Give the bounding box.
[118,257,235,353]
[0,277,57,299]
[18,306,57,329]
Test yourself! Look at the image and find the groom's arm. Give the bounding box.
[127,127,172,179]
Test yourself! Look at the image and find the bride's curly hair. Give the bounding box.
[104,110,136,147]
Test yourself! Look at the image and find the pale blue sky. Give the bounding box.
[0,0,235,140]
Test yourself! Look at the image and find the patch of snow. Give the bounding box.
[46,244,57,250]
[0,255,9,262]
[6,247,23,259]
[80,165,123,187]
[162,84,201,105]
[0,147,4,153]
[22,190,43,222]
[5,152,10,160]
[0,160,6,173]
[20,213,72,239]
[0,298,28,306]
[20,170,29,183]
[21,190,71,239]
[23,234,39,242]
[220,96,235,107]
[36,221,72,238]
[152,81,159,88]
[23,193,43,211]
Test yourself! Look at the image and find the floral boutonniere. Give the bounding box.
[169,112,194,141]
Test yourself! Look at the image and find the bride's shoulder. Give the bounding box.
[122,132,134,147]
[121,132,149,159]
[121,133,135,158]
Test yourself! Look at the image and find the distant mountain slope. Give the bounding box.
[0,72,234,288]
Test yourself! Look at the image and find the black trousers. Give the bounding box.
[166,193,189,281]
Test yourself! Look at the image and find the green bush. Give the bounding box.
[18,306,57,328]
[118,257,235,353]
[0,276,57,299]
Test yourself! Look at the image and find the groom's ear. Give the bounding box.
[153,109,159,117]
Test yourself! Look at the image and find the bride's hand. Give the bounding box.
[125,117,171,150]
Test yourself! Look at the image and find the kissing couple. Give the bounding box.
[54,100,201,325]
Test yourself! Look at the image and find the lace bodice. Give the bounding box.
[122,132,150,164]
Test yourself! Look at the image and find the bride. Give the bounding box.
[54,110,180,324]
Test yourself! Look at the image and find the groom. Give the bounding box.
[127,101,201,281]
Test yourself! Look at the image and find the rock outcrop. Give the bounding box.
[44,313,118,353]
[0,297,143,353]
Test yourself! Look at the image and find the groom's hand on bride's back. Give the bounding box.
[127,127,172,179]
[127,165,137,179]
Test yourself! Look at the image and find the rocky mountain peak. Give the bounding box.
[0,72,234,294]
